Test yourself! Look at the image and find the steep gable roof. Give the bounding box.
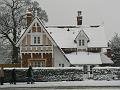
[16,17,57,47]
[16,16,70,64]
[75,30,90,41]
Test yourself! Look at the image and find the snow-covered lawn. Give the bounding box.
[0,80,120,88]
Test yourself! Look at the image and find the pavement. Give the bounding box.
[0,80,120,88]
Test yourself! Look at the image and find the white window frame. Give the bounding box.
[79,40,81,46]
[79,39,85,46]
[32,35,41,45]
[31,60,45,67]
[82,40,84,46]
[59,64,64,67]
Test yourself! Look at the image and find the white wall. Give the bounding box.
[53,46,70,67]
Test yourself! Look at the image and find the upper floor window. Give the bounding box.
[79,40,81,46]
[32,36,41,45]
[79,40,85,46]
[34,37,37,44]
[82,40,84,46]
[38,37,40,44]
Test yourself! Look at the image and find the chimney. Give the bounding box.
[77,11,82,25]
[26,8,32,26]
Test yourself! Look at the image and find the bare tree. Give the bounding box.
[0,0,48,63]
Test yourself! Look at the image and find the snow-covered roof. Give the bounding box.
[65,51,113,65]
[65,52,102,65]
[100,53,113,64]
[46,27,79,48]
[19,25,107,48]
[83,26,107,47]
[46,26,108,48]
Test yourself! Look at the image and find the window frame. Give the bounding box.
[82,40,84,46]
[79,40,81,46]
[32,35,41,45]
[30,60,46,67]
[59,64,64,67]
[79,39,85,46]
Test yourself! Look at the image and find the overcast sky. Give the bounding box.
[36,0,120,41]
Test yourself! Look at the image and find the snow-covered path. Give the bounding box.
[0,80,120,89]
[1,88,120,90]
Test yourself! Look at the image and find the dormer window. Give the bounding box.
[79,40,85,46]
[79,40,81,46]
[82,40,84,46]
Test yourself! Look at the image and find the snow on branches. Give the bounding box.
[109,33,120,66]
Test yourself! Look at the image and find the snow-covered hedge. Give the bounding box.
[92,67,120,80]
[3,67,83,82]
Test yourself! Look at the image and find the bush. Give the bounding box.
[3,67,83,82]
[92,67,120,80]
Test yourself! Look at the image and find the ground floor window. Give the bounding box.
[30,60,45,67]
[59,64,64,67]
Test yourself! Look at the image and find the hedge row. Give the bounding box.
[3,67,83,82]
[92,67,120,80]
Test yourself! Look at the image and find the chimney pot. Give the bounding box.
[26,8,32,26]
[77,11,82,25]
[78,11,81,16]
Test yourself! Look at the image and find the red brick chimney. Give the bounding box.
[77,11,82,25]
[26,8,33,26]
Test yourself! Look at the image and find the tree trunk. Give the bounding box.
[12,46,19,63]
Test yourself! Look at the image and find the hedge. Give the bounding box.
[92,67,120,80]
[3,67,83,82]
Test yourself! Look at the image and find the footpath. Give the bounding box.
[0,80,120,88]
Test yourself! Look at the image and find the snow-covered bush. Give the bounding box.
[3,67,83,82]
[93,67,120,80]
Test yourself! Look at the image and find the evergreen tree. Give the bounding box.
[110,33,120,66]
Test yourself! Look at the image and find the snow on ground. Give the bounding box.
[0,80,120,88]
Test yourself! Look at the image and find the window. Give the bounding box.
[59,64,61,67]
[31,60,45,67]
[33,36,41,44]
[79,40,81,46]
[79,40,85,46]
[62,64,64,67]
[59,64,64,67]
[82,40,84,46]
[38,37,40,44]
[34,37,37,44]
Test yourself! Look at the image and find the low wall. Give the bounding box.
[3,67,83,82]
[92,67,120,80]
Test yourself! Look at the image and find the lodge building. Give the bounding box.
[16,9,113,73]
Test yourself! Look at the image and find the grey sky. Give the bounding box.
[36,0,120,41]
